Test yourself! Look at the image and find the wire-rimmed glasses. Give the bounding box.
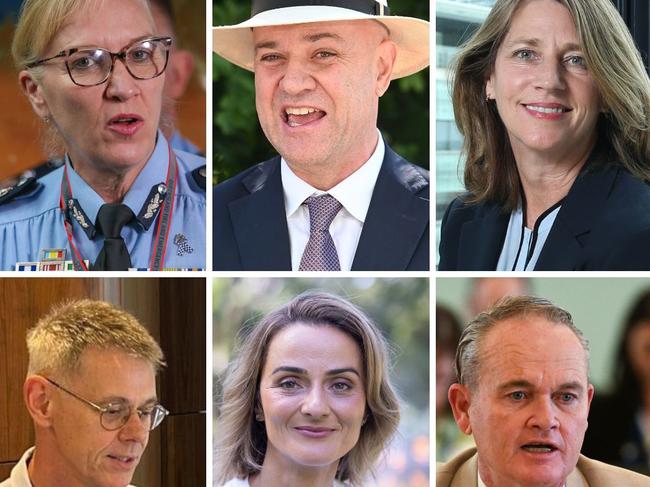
[26,36,172,87]
[45,377,169,431]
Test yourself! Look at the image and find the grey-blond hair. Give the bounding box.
[455,295,589,389]
[27,299,165,379]
[214,291,400,486]
[452,0,650,210]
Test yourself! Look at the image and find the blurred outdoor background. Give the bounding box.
[212,0,430,184]
[0,0,205,182]
[214,277,430,487]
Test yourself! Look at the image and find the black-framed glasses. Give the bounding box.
[26,36,172,87]
[45,377,169,431]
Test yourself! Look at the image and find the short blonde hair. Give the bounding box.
[452,0,650,210]
[27,299,165,378]
[11,0,153,71]
[215,291,400,486]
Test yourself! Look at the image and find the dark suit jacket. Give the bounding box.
[213,145,429,270]
[438,162,650,271]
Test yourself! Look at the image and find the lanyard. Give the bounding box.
[59,145,178,271]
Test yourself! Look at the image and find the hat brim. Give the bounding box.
[213,6,429,80]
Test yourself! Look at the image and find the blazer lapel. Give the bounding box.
[450,451,478,487]
[536,164,618,270]
[228,159,292,270]
[352,147,429,270]
[457,202,509,270]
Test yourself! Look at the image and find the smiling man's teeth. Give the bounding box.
[286,107,317,115]
[527,105,566,113]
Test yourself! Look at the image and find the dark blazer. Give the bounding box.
[438,162,650,271]
[213,145,429,271]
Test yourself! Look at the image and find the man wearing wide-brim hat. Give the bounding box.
[213,0,429,271]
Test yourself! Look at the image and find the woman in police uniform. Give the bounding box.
[1,0,205,271]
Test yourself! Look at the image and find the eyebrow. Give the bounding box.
[504,37,582,51]
[101,395,159,407]
[254,32,344,52]
[497,380,585,393]
[271,366,361,378]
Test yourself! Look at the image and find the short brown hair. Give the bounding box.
[452,0,650,210]
[214,291,400,485]
[27,299,165,378]
[455,295,589,389]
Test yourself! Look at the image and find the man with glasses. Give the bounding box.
[0,299,168,487]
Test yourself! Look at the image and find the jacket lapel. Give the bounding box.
[352,146,429,270]
[228,158,292,270]
[457,202,509,270]
[536,165,618,270]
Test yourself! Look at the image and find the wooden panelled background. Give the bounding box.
[0,277,206,486]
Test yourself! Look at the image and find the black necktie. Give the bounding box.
[92,204,134,271]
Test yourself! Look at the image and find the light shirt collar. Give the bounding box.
[64,131,167,226]
[281,129,385,222]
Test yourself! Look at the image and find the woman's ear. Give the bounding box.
[19,70,51,121]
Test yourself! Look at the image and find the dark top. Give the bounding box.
[438,153,650,271]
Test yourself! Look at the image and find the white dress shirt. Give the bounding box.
[281,131,385,271]
[478,471,565,487]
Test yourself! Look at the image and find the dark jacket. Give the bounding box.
[438,159,650,271]
[213,144,429,271]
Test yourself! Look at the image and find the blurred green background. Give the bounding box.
[213,277,430,487]
[212,0,430,184]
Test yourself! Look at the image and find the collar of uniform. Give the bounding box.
[65,131,168,233]
[280,129,385,223]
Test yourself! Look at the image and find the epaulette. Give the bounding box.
[0,177,38,205]
[191,165,206,190]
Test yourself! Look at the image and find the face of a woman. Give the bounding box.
[24,0,164,173]
[258,323,367,473]
[486,0,601,163]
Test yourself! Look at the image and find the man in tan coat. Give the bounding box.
[437,296,650,487]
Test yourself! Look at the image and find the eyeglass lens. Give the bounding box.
[67,38,169,86]
[100,403,168,431]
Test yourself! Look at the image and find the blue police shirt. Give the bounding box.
[0,132,205,270]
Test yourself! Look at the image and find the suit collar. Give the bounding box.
[228,158,292,270]
[352,144,429,270]
[535,162,619,270]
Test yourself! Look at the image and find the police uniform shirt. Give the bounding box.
[0,132,205,271]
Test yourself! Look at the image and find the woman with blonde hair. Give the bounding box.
[214,291,400,487]
[439,0,650,271]
[2,0,205,271]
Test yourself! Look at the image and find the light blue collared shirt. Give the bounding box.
[0,132,205,270]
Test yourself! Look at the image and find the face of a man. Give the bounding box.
[453,316,593,487]
[48,348,157,487]
[252,20,394,189]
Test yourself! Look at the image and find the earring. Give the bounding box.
[43,116,50,123]
[485,94,491,102]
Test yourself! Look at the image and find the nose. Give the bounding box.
[527,397,560,431]
[104,58,139,101]
[535,57,566,91]
[118,410,149,444]
[300,386,331,417]
[279,58,316,96]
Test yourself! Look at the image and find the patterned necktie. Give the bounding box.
[92,203,134,271]
[299,194,343,271]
